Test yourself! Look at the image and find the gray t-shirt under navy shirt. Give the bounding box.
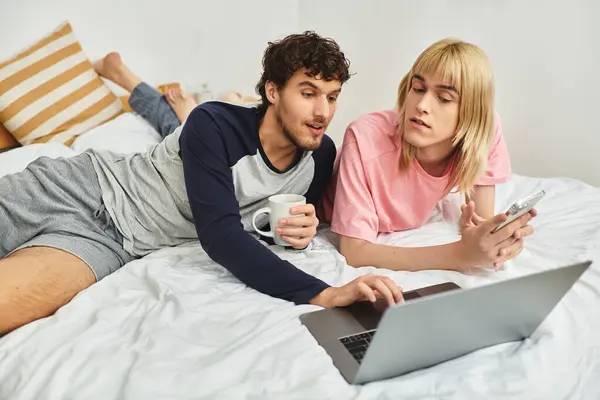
[87,101,335,304]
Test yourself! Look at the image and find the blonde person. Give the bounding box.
[320,38,536,271]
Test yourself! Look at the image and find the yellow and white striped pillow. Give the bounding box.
[0,23,123,147]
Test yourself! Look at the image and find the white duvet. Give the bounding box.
[0,116,599,399]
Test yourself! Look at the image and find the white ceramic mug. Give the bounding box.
[252,194,306,246]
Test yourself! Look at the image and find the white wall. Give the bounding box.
[298,0,600,187]
[0,0,299,97]
[2,0,599,186]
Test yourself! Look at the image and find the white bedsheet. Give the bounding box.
[70,113,163,155]
[0,118,599,399]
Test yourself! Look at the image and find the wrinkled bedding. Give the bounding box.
[0,115,599,399]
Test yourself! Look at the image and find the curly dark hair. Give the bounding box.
[255,31,351,115]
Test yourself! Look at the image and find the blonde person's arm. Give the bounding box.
[340,201,535,271]
[468,185,496,219]
[469,113,511,219]
[341,236,470,271]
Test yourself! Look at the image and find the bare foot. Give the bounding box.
[94,52,142,93]
[165,88,197,122]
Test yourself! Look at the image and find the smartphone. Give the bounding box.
[492,189,545,233]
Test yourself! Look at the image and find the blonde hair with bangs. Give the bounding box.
[397,38,495,196]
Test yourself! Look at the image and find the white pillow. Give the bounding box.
[0,143,77,178]
[71,113,163,154]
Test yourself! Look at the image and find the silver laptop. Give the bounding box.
[300,261,591,384]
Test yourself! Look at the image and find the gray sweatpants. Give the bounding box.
[0,154,133,279]
[0,83,181,279]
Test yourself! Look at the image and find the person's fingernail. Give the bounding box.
[514,232,520,238]
[290,208,296,213]
[276,228,282,234]
[279,218,286,225]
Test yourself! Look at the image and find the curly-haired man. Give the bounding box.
[0,31,405,334]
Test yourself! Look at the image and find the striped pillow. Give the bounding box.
[0,23,123,146]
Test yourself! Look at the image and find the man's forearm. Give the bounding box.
[341,238,471,271]
[202,228,329,304]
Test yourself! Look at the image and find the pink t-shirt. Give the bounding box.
[320,109,512,243]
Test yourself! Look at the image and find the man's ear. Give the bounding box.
[265,81,279,104]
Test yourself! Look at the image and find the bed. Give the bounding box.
[0,114,599,400]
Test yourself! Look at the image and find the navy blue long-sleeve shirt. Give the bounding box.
[178,102,335,304]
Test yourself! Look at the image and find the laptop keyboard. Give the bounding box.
[339,329,377,363]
